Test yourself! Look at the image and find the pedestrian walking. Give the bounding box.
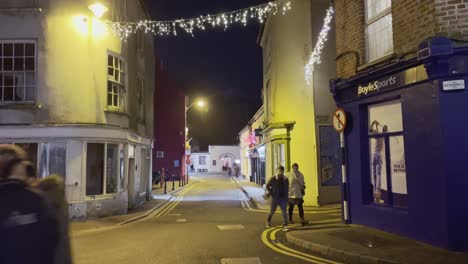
[0,144,59,264]
[265,166,289,231]
[287,163,307,225]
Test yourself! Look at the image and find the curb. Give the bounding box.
[72,182,193,236]
[121,182,192,225]
[285,232,399,264]
[232,177,263,210]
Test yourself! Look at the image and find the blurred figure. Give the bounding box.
[35,174,72,264]
[0,144,59,264]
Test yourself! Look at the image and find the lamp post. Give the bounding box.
[185,96,206,184]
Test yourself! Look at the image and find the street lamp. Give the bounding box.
[88,2,108,18]
[184,97,206,184]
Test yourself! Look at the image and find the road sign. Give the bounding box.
[333,108,347,133]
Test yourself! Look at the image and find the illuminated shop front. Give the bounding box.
[331,37,468,251]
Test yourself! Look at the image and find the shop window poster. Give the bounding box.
[319,126,341,186]
[368,100,406,206]
[369,137,388,204]
[390,135,408,208]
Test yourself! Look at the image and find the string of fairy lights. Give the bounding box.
[305,5,334,84]
[111,0,292,40]
[109,0,334,82]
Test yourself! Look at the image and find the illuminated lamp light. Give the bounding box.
[88,2,108,18]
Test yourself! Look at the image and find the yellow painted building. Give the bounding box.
[258,0,341,206]
[0,0,155,218]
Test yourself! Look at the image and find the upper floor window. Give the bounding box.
[365,0,393,62]
[136,31,144,52]
[199,156,206,165]
[0,41,36,103]
[137,76,145,121]
[107,52,126,110]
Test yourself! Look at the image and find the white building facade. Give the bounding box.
[0,0,155,219]
[190,145,241,174]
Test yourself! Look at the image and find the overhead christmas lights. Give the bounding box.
[110,0,292,40]
[305,6,334,85]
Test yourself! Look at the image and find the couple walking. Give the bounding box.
[265,163,306,232]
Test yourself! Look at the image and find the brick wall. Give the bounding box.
[334,0,366,79]
[392,0,435,56]
[434,0,468,39]
[334,0,468,80]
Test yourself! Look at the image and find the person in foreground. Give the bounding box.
[265,166,290,232]
[0,144,59,264]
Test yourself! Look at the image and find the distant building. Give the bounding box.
[331,0,468,251]
[0,0,155,219]
[238,107,266,184]
[190,145,240,174]
[258,0,340,205]
[153,61,185,179]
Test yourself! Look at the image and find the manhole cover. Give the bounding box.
[217,225,245,230]
[220,257,262,264]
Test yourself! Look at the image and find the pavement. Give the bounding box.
[233,176,468,264]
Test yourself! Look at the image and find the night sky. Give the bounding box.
[145,0,265,151]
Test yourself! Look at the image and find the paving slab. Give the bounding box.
[286,224,468,264]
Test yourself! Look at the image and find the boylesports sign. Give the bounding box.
[358,76,397,96]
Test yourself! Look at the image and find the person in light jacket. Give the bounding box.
[287,163,307,225]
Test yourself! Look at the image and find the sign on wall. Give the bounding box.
[442,79,465,91]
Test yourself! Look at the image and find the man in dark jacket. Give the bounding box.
[265,166,289,231]
[0,144,59,264]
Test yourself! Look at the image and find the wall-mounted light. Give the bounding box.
[88,2,108,18]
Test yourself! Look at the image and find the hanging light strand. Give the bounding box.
[305,5,334,85]
[111,0,292,40]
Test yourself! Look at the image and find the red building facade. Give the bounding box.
[153,61,185,178]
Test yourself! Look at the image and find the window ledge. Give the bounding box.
[357,53,395,72]
[105,108,129,116]
[0,102,40,110]
[85,194,116,200]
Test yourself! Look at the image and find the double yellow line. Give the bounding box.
[143,183,195,220]
[261,226,342,264]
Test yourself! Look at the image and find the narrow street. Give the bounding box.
[71,175,342,264]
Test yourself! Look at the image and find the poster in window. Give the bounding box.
[319,126,341,186]
[368,100,403,205]
[369,137,388,204]
[390,135,407,208]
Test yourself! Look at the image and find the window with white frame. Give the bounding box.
[156,151,164,158]
[137,76,145,121]
[136,30,144,52]
[368,100,407,208]
[365,0,393,62]
[199,156,206,165]
[86,143,124,196]
[107,52,126,110]
[0,41,36,103]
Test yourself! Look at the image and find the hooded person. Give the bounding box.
[0,144,59,264]
[34,174,72,264]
